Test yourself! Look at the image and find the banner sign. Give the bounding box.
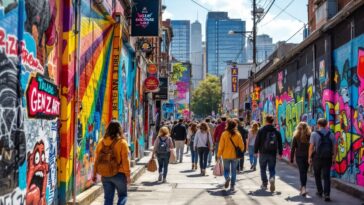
[131,0,160,36]
[153,77,168,100]
[26,74,60,119]
[231,66,238,92]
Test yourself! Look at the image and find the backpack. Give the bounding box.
[157,137,169,154]
[316,131,333,159]
[263,131,278,153]
[96,138,120,177]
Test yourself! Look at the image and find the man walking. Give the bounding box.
[172,119,187,163]
[213,116,227,161]
[236,117,248,172]
[254,115,282,192]
[309,118,337,202]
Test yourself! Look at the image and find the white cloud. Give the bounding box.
[163,10,174,20]
[197,0,304,43]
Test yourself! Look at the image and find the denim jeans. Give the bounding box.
[190,144,198,164]
[296,156,309,187]
[175,140,185,162]
[208,151,212,165]
[101,172,127,205]
[248,145,257,167]
[259,154,276,185]
[313,157,332,196]
[157,154,170,178]
[223,159,237,186]
[198,147,209,169]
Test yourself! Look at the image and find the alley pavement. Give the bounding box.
[91,150,363,205]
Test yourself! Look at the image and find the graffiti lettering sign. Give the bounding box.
[131,0,160,36]
[111,23,122,119]
[26,75,60,119]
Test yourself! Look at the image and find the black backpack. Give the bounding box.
[316,131,333,159]
[263,131,278,152]
[157,137,169,154]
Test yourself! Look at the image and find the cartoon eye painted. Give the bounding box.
[35,151,40,165]
[41,153,45,162]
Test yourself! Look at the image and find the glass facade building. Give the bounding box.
[171,20,191,62]
[247,34,275,63]
[206,12,246,76]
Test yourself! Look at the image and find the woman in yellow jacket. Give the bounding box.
[93,120,131,205]
[217,119,244,191]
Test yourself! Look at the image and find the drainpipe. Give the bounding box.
[72,0,82,204]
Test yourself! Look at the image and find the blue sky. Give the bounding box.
[162,0,308,44]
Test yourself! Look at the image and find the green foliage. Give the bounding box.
[191,75,222,117]
[170,63,187,83]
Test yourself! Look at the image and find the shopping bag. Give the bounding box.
[213,161,224,176]
[147,158,157,172]
[169,149,176,163]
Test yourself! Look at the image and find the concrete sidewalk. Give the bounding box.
[68,150,152,205]
[124,152,362,205]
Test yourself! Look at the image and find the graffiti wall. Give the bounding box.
[175,66,191,119]
[252,34,364,187]
[0,0,61,204]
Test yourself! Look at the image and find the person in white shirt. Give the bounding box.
[193,122,213,176]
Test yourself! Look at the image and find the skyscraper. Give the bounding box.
[206,12,246,76]
[171,20,191,62]
[191,20,203,89]
[247,34,275,64]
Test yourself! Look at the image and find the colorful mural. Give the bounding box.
[0,0,60,204]
[174,66,191,119]
[252,34,364,187]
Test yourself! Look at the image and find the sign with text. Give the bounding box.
[131,0,160,36]
[153,77,168,100]
[231,66,238,93]
[26,74,60,119]
[144,76,160,92]
[111,23,122,119]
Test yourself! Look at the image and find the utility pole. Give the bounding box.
[252,0,257,73]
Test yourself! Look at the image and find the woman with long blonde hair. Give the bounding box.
[291,122,311,196]
[153,126,174,183]
[247,122,259,171]
[194,122,213,176]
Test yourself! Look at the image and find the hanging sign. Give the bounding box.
[144,76,160,91]
[147,64,158,75]
[231,66,238,93]
[131,0,160,36]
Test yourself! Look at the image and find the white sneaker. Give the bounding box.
[269,177,275,192]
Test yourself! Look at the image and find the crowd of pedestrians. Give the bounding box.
[91,115,338,204]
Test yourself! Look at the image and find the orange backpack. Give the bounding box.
[95,138,121,177]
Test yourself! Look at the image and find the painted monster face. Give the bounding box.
[26,140,49,205]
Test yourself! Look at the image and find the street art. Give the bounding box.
[252,34,364,187]
[0,0,60,204]
[174,66,191,119]
[26,141,49,205]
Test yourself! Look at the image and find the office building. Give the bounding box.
[171,20,190,62]
[247,34,275,64]
[206,12,246,76]
[191,20,203,89]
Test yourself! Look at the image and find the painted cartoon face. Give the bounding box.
[26,140,49,205]
[340,87,350,103]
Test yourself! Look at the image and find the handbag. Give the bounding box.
[228,134,245,159]
[213,160,224,176]
[169,149,176,163]
[147,158,157,172]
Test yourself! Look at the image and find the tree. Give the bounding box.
[191,75,221,118]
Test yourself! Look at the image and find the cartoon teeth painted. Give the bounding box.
[26,140,49,205]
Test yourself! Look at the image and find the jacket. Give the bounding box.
[254,125,283,156]
[172,123,187,141]
[237,125,248,152]
[217,131,244,159]
[290,135,310,162]
[94,137,131,177]
[213,121,226,144]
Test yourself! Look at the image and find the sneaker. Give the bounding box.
[158,174,162,182]
[162,178,167,183]
[250,165,254,170]
[230,185,235,192]
[260,184,268,190]
[269,177,275,192]
[224,178,231,189]
[324,195,331,202]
